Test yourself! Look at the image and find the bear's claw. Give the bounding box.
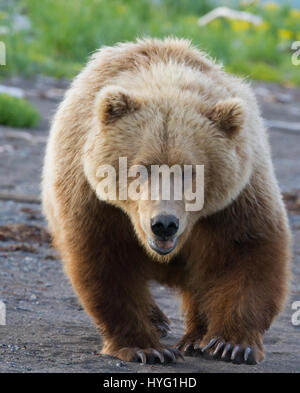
[135,347,184,364]
[157,321,171,337]
[110,345,184,365]
[177,336,261,365]
[136,350,147,364]
[201,338,217,352]
[201,339,257,364]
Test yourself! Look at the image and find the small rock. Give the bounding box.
[16,301,33,312]
[10,345,19,352]
[274,93,292,104]
[116,361,127,368]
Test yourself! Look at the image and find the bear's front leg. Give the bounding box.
[64,239,182,365]
[177,227,290,365]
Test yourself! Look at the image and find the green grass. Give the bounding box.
[0,93,40,128]
[1,0,300,84]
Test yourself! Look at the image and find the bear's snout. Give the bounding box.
[148,215,179,255]
[151,215,179,239]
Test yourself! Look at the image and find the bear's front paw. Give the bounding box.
[176,335,264,365]
[110,346,184,365]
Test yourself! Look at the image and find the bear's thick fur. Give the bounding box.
[42,38,291,365]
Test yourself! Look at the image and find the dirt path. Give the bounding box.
[0,79,299,373]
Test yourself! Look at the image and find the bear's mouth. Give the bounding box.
[147,236,178,255]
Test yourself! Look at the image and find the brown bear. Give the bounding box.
[42,38,291,365]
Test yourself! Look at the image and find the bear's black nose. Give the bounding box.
[150,215,179,238]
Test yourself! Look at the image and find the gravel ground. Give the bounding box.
[0,79,299,373]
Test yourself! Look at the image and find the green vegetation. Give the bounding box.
[0,0,300,84]
[0,93,40,128]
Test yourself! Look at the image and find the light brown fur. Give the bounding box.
[42,38,291,365]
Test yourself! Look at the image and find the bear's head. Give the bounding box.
[84,84,253,262]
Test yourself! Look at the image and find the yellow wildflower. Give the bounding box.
[115,4,127,15]
[230,20,250,32]
[290,9,300,19]
[278,29,293,40]
[264,2,279,11]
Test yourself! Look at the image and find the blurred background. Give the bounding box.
[1,0,300,82]
[0,0,299,128]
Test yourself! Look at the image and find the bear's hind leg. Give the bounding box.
[175,291,207,355]
[149,302,171,337]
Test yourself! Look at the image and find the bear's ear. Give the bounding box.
[206,98,245,136]
[96,86,141,125]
